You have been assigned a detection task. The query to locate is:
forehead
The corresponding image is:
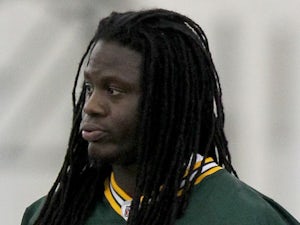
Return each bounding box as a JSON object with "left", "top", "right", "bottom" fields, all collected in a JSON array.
[{"left": 85, "top": 40, "right": 142, "bottom": 76}]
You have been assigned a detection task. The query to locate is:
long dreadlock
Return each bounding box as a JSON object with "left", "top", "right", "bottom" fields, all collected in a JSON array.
[{"left": 33, "top": 8, "right": 237, "bottom": 225}]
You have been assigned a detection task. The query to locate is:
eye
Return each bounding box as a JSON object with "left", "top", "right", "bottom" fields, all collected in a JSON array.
[
  {"left": 106, "top": 86, "right": 123, "bottom": 96},
  {"left": 84, "top": 82, "right": 94, "bottom": 96}
]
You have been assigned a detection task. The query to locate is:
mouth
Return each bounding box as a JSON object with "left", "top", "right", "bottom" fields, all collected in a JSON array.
[{"left": 81, "top": 124, "right": 107, "bottom": 142}]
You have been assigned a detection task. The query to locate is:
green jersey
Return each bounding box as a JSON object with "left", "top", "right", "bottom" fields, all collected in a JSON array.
[{"left": 21, "top": 157, "right": 299, "bottom": 225}]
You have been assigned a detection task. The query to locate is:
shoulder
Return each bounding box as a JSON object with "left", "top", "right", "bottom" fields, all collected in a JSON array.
[
  {"left": 177, "top": 170, "right": 299, "bottom": 225},
  {"left": 21, "top": 197, "right": 46, "bottom": 225}
]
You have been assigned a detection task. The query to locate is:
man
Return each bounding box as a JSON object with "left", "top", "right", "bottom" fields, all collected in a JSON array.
[{"left": 21, "top": 9, "right": 299, "bottom": 225}]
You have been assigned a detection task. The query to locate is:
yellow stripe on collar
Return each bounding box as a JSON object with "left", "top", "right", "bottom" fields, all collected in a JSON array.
[
  {"left": 110, "top": 173, "right": 132, "bottom": 201},
  {"left": 104, "top": 154, "right": 222, "bottom": 221},
  {"left": 194, "top": 165, "right": 222, "bottom": 185},
  {"left": 177, "top": 156, "right": 222, "bottom": 196},
  {"left": 183, "top": 156, "right": 214, "bottom": 177},
  {"left": 104, "top": 178, "right": 123, "bottom": 217},
  {"left": 104, "top": 173, "right": 133, "bottom": 220}
]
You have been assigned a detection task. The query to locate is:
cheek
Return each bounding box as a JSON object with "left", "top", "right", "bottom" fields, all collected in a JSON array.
[
  {"left": 116, "top": 112, "right": 138, "bottom": 135},
  {"left": 112, "top": 107, "right": 139, "bottom": 139}
]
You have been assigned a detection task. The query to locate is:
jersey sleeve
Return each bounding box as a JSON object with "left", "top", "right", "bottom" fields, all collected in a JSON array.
[{"left": 21, "top": 197, "right": 45, "bottom": 225}]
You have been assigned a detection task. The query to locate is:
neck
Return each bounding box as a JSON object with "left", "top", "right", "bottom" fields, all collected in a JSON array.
[{"left": 112, "top": 164, "right": 137, "bottom": 197}]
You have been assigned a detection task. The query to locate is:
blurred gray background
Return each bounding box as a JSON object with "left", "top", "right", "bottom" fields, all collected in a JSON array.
[{"left": 1, "top": 0, "right": 299, "bottom": 224}]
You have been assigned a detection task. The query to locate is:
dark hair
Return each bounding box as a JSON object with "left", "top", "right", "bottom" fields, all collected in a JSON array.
[{"left": 34, "top": 8, "right": 237, "bottom": 225}]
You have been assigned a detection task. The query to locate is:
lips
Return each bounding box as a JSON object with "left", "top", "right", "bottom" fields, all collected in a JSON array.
[{"left": 81, "top": 123, "right": 107, "bottom": 142}]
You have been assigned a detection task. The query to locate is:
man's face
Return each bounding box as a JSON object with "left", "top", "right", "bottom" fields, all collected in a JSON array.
[{"left": 80, "top": 41, "right": 141, "bottom": 166}]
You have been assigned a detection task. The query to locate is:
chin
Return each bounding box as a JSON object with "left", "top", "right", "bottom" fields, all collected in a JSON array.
[
  {"left": 88, "top": 144, "right": 117, "bottom": 164},
  {"left": 87, "top": 142, "right": 137, "bottom": 166}
]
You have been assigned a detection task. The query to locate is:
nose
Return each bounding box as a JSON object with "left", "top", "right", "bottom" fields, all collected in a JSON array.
[{"left": 83, "top": 91, "right": 108, "bottom": 116}]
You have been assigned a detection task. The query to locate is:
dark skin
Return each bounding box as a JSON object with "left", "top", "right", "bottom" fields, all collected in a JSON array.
[{"left": 80, "top": 41, "right": 142, "bottom": 197}]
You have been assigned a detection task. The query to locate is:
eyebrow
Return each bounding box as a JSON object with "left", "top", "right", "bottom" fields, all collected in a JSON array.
[{"left": 83, "top": 70, "right": 139, "bottom": 91}]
